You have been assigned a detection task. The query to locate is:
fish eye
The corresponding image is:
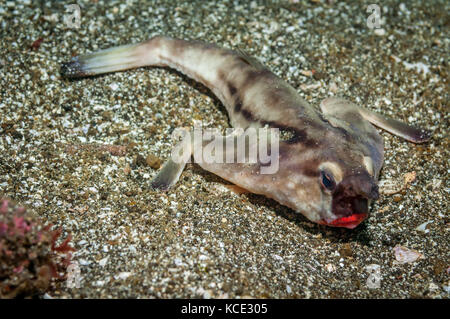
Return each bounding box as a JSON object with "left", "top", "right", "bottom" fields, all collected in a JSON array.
[{"left": 320, "top": 170, "right": 336, "bottom": 191}]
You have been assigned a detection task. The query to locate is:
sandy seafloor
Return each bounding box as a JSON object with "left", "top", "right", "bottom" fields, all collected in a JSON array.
[{"left": 0, "top": 0, "right": 448, "bottom": 298}]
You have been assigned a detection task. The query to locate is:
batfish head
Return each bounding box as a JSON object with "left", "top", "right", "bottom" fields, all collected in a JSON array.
[
  {"left": 317, "top": 163, "right": 379, "bottom": 229},
  {"left": 263, "top": 101, "right": 385, "bottom": 229},
  {"left": 271, "top": 137, "right": 382, "bottom": 229}
]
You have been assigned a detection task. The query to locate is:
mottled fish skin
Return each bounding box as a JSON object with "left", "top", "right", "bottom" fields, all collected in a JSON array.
[{"left": 61, "top": 36, "right": 431, "bottom": 229}]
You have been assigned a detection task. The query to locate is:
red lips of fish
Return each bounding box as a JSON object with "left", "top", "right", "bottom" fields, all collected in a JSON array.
[
  {"left": 319, "top": 213, "right": 368, "bottom": 229},
  {"left": 322, "top": 170, "right": 378, "bottom": 229},
  {"left": 330, "top": 213, "right": 367, "bottom": 229}
]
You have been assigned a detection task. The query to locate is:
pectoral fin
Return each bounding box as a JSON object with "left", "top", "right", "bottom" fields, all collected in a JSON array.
[
  {"left": 320, "top": 97, "right": 431, "bottom": 144},
  {"left": 320, "top": 97, "right": 384, "bottom": 173},
  {"left": 150, "top": 157, "right": 188, "bottom": 191},
  {"left": 358, "top": 107, "right": 431, "bottom": 143},
  {"left": 150, "top": 131, "right": 192, "bottom": 191}
]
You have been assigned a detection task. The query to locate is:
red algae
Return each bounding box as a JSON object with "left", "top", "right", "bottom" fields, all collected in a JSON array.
[{"left": 0, "top": 199, "right": 75, "bottom": 298}]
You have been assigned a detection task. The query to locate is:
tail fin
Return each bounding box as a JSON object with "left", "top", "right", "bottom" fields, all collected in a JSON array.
[{"left": 60, "top": 42, "right": 149, "bottom": 78}]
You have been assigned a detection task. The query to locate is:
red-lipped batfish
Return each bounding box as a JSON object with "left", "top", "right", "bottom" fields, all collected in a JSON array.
[{"left": 61, "top": 36, "right": 430, "bottom": 229}]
